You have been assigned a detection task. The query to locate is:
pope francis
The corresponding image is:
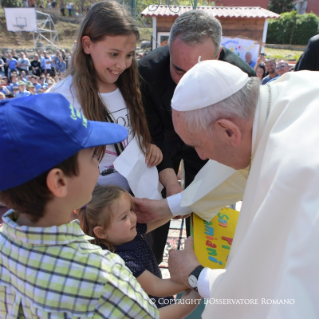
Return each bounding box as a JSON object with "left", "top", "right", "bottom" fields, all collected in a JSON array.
[{"left": 134, "top": 60, "right": 319, "bottom": 318}]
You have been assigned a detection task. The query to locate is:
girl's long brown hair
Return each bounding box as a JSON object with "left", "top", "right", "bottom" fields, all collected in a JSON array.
[{"left": 69, "top": 1, "right": 151, "bottom": 154}]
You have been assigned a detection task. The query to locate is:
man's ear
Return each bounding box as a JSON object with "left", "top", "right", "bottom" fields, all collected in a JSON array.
[
  {"left": 82, "top": 36, "right": 92, "bottom": 55},
  {"left": 215, "top": 47, "right": 223, "bottom": 60},
  {"left": 215, "top": 119, "right": 241, "bottom": 146},
  {"left": 46, "top": 168, "right": 68, "bottom": 198},
  {"left": 94, "top": 226, "right": 107, "bottom": 239}
]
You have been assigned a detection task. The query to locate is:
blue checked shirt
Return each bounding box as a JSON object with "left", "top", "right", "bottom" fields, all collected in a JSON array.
[{"left": 0, "top": 210, "right": 159, "bottom": 319}]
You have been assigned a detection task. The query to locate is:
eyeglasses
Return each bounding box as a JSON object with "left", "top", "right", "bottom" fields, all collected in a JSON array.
[{"left": 276, "top": 64, "right": 287, "bottom": 69}]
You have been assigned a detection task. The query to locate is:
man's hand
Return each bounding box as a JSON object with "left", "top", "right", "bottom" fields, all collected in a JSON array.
[
  {"left": 132, "top": 197, "right": 173, "bottom": 223},
  {"left": 168, "top": 236, "right": 201, "bottom": 288}
]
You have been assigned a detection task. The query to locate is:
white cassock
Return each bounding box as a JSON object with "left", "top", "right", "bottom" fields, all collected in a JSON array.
[{"left": 170, "top": 71, "right": 319, "bottom": 318}]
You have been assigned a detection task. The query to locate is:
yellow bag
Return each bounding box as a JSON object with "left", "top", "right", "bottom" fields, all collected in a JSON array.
[{"left": 191, "top": 208, "right": 239, "bottom": 269}]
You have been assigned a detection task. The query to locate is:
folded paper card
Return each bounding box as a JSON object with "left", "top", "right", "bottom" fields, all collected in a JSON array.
[
  {"left": 113, "top": 136, "right": 163, "bottom": 200},
  {"left": 191, "top": 207, "right": 239, "bottom": 269}
]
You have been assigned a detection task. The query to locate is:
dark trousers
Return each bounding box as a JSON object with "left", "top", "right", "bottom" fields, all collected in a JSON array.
[{"left": 148, "top": 144, "right": 208, "bottom": 264}]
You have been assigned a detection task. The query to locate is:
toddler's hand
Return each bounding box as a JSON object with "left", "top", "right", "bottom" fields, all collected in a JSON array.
[{"left": 146, "top": 144, "right": 163, "bottom": 167}]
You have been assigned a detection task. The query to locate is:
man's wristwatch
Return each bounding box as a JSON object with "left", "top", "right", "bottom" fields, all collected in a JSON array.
[{"left": 188, "top": 265, "right": 204, "bottom": 291}]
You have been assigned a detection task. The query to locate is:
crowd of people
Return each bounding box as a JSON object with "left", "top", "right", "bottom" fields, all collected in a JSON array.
[
  {"left": 0, "top": 48, "right": 69, "bottom": 100},
  {"left": 0, "top": 1, "right": 319, "bottom": 318}
]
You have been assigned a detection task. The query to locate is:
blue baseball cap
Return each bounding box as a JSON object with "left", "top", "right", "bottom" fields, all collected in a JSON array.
[{"left": 0, "top": 93, "right": 128, "bottom": 191}]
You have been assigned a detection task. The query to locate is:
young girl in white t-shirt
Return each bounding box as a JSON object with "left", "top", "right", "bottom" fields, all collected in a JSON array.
[{"left": 51, "top": 1, "right": 162, "bottom": 190}]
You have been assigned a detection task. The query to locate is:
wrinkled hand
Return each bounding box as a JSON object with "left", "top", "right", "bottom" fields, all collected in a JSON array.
[
  {"left": 145, "top": 144, "right": 163, "bottom": 167},
  {"left": 168, "top": 236, "right": 201, "bottom": 288},
  {"left": 132, "top": 197, "right": 172, "bottom": 223}
]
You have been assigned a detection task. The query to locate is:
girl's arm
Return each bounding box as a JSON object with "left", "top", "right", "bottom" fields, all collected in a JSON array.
[
  {"left": 146, "top": 216, "right": 172, "bottom": 233},
  {"left": 145, "top": 143, "right": 163, "bottom": 167},
  {"left": 137, "top": 269, "right": 187, "bottom": 297},
  {"left": 158, "top": 289, "right": 202, "bottom": 319}
]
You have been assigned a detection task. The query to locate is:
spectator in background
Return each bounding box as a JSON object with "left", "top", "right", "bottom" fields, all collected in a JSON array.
[
  {"left": 11, "top": 50, "right": 18, "bottom": 61},
  {"left": 38, "top": 75, "right": 48, "bottom": 90},
  {"left": 27, "top": 82, "right": 37, "bottom": 95},
  {"left": 53, "top": 49, "right": 60, "bottom": 67},
  {"left": 17, "top": 52, "right": 31, "bottom": 74},
  {"left": 261, "top": 58, "right": 279, "bottom": 85},
  {"left": 55, "top": 55, "right": 66, "bottom": 76},
  {"left": 8, "top": 74, "right": 19, "bottom": 92},
  {"left": 245, "top": 52, "right": 256, "bottom": 68},
  {"left": 295, "top": 34, "right": 319, "bottom": 72},
  {"left": 19, "top": 70, "right": 28, "bottom": 82},
  {"left": 16, "top": 81, "right": 30, "bottom": 98},
  {"left": 0, "top": 58, "right": 5, "bottom": 76},
  {"left": 12, "top": 86, "right": 19, "bottom": 97},
  {"left": 43, "top": 51, "right": 52, "bottom": 75},
  {"left": 29, "top": 75, "right": 42, "bottom": 93},
  {"left": 67, "top": 2, "right": 72, "bottom": 16},
  {"left": 6, "top": 53, "right": 18, "bottom": 79},
  {"left": 0, "top": 81, "right": 10, "bottom": 95},
  {"left": 51, "top": 0, "right": 57, "bottom": 8},
  {"left": 276, "top": 60, "right": 290, "bottom": 76},
  {"left": 60, "top": 1, "right": 65, "bottom": 16},
  {"left": 256, "top": 63, "right": 266, "bottom": 82},
  {"left": 31, "top": 54, "right": 41, "bottom": 76},
  {"left": 47, "top": 1, "right": 52, "bottom": 8},
  {"left": 1, "top": 51, "right": 7, "bottom": 77}
]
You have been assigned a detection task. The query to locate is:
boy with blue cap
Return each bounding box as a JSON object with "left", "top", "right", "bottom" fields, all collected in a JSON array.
[{"left": 0, "top": 94, "right": 159, "bottom": 318}]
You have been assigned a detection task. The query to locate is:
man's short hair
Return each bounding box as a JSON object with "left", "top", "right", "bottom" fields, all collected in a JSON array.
[
  {"left": 0, "top": 153, "right": 79, "bottom": 223},
  {"left": 266, "top": 58, "right": 276, "bottom": 64},
  {"left": 169, "top": 10, "right": 222, "bottom": 56}
]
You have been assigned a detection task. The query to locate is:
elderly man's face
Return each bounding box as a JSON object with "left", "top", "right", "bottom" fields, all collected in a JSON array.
[
  {"left": 170, "top": 37, "right": 221, "bottom": 85},
  {"left": 172, "top": 110, "right": 252, "bottom": 170},
  {"left": 276, "top": 61, "right": 289, "bottom": 76},
  {"left": 245, "top": 53, "right": 252, "bottom": 63}
]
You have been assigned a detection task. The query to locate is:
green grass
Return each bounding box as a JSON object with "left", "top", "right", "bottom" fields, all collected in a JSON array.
[{"left": 264, "top": 47, "right": 303, "bottom": 61}]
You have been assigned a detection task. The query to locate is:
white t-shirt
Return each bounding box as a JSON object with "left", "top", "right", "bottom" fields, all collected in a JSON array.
[
  {"left": 44, "top": 57, "right": 51, "bottom": 70},
  {"left": 50, "top": 75, "right": 133, "bottom": 190}
]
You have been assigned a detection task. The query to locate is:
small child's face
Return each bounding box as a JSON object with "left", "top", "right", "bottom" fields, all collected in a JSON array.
[{"left": 105, "top": 194, "right": 137, "bottom": 246}]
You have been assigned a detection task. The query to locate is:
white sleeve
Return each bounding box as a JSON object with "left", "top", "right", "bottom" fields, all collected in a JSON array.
[
  {"left": 166, "top": 193, "right": 192, "bottom": 217},
  {"left": 198, "top": 267, "right": 226, "bottom": 299}
]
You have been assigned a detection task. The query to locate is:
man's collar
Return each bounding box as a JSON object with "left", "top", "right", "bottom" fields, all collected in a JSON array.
[{"left": 1, "top": 210, "right": 94, "bottom": 246}]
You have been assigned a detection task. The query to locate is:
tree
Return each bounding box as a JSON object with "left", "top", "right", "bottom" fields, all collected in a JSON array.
[
  {"left": 268, "top": 0, "right": 296, "bottom": 14},
  {"left": 2, "top": 0, "right": 21, "bottom": 7}
]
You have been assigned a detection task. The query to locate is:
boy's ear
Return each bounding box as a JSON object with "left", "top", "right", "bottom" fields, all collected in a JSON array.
[
  {"left": 82, "top": 36, "right": 92, "bottom": 55},
  {"left": 46, "top": 168, "right": 68, "bottom": 198},
  {"left": 94, "top": 226, "right": 107, "bottom": 239}
]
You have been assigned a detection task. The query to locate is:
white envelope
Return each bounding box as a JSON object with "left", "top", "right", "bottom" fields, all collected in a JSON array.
[{"left": 113, "top": 136, "right": 163, "bottom": 200}]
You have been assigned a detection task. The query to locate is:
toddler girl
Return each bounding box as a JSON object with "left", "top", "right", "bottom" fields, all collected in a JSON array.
[{"left": 78, "top": 185, "right": 193, "bottom": 310}]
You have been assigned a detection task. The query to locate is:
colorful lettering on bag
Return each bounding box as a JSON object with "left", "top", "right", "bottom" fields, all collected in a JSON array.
[
  {"left": 222, "top": 245, "right": 230, "bottom": 250},
  {"left": 209, "top": 256, "right": 223, "bottom": 265},
  {"left": 204, "top": 225, "right": 214, "bottom": 236},
  {"left": 206, "top": 240, "right": 217, "bottom": 249},
  {"left": 221, "top": 236, "right": 233, "bottom": 245},
  {"left": 207, "top": 248, "right": 217, "bottom": 256}
]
